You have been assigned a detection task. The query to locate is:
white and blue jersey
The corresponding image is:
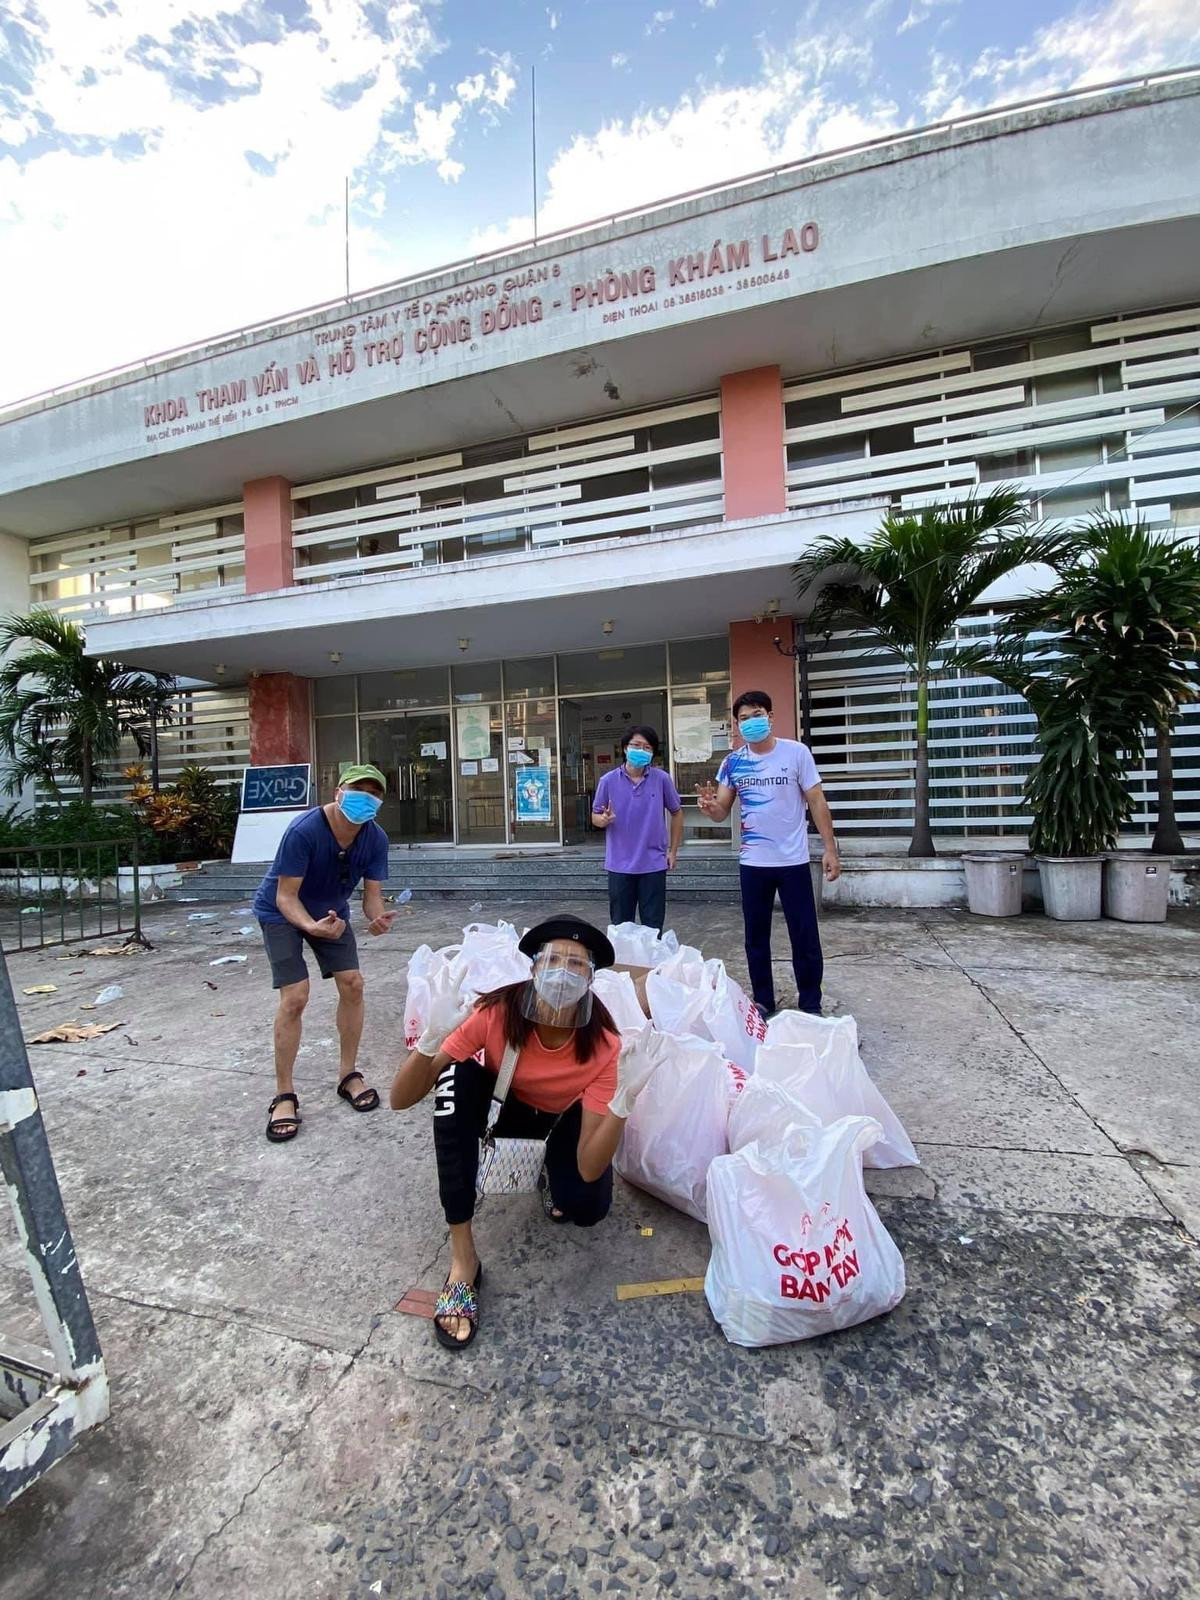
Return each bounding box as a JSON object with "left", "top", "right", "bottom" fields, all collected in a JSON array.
[{"left": 716, "top": 738, "right": 822, "bottom": 867}]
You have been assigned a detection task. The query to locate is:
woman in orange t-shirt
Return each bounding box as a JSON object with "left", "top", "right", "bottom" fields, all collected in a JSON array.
[{"left": 390, "top": 915, "right": 661, "bottom": 1351}]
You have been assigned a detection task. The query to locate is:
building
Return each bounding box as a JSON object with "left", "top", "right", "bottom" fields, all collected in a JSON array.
[{"left": 2, "top": 71, "right": 1199, "bottom": 852}]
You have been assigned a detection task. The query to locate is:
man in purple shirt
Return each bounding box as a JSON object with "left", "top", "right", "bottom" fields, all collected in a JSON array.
[{"left": 591, "top": 725, "right": 684, "bottom": 933}]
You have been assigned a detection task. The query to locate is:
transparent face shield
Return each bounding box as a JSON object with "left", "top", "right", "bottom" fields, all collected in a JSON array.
[{"left": 520, "top": 943, "right": 595, "bottom": 1029}]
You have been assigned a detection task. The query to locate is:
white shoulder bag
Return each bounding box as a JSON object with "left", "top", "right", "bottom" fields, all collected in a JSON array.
[{"left": 476, "top": 1042, "right": 552, "bottom": 1198}]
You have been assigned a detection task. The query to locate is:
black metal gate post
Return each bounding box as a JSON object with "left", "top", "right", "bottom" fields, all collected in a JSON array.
[{"left": 0, "top": 947, "right": 109, "bottom": 1508}]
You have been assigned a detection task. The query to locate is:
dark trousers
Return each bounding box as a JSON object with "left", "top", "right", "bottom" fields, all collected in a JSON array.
[
  {"left": 739, "top": 862, "right": 823, "bottom": 1015},
  {"left": 432, "top": 1058, "right": 613, "bottom": 1227},
  {"left": 608, "top": 869, "right": 667, "bottom": 933}
]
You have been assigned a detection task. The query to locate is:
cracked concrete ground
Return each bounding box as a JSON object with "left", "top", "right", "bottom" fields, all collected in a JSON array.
[{"left": 0, "top": 895, "right": 1197, "bottom": 1599}]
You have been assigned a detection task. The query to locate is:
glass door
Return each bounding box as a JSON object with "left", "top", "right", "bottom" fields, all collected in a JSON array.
[
  {"left": 559, "top": 698, "right": 588, "bottom": 845},
  {"left": 361, "top": 712, "right": 454, "bottom": 844},
  {"left": 455, "top": 702, "right": 506, "bottom": 844}
]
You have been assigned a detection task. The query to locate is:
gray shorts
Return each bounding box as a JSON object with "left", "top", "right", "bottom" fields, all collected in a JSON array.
[{"left": 260, "top": 919, "right": 360, "bottom": 989}]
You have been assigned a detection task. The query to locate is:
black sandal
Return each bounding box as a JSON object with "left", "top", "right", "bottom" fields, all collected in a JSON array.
[
  {"left": 432, "top": 1264, "right": 484, "bottom": 1352},
  {"left": 538, "top": 1166, "right": 569, "bottom": 1224},
  {"left": 266, "top": 1091, "right": 301, "bottom": 1142},
  {"left": 337, "top": 1071, "right": 380, "bottom": 1112}
]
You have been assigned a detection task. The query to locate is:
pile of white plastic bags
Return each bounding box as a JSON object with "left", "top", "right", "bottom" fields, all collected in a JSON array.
[
  {"left": 403, "top": 918, "right": 916, "bottom": 1349},
  {"left": 601, "top": 922, "right": 916, "bottom": 1349}
]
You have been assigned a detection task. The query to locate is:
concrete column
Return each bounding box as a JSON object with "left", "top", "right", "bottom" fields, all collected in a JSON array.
[
  {"left": 0, "top": 530, "right": 35, "bottom": 812},
  {"left": 243, "top": 476, "right": 293, "bottom": 594},
  {"left": 248, "top": 673, "right": 312, "bottom": 766},
  {"left": 719, "top": 366, "right": 786, "bottom": 521},
  {"left": 728, "top": 617, "right": 797, "bottom": 740}
]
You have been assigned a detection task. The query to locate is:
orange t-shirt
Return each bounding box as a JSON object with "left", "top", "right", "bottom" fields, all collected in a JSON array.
[{"left": 441, "top": 1005, "right": 619, "bottom": 1116}]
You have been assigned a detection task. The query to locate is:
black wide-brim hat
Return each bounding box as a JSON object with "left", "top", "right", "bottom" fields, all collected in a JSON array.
[{"left": 519, "top": 916, "right": 615, "bottom": 970}]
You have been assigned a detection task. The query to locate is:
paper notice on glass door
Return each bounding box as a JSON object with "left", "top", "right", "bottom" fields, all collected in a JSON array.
[
  {"left": 673, "top": 704, "right": 713, "bottom": 764},
  {"left": 460, "top": 761, "right": 479, "bottom": 777},
  {"left": 481, "top": 757, "right": 499, "bottom": 774},
  {"left": 421, "top": 741, "right": 447, "bottom": 760}
]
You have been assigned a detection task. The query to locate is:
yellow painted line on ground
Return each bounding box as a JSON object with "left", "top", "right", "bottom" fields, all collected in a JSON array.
[{"left": 616, "top": 1277, "right": 706, "bottom": 1302}]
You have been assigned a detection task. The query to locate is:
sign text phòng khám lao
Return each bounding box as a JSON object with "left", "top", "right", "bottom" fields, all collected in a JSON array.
[{"left": 139, "top": 220, "right": 820, "bottom": 443}]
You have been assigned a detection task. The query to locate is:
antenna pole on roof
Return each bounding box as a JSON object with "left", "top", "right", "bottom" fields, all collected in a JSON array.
[{"left": 531, "top": 64, "right": 539, "bottom": 242}]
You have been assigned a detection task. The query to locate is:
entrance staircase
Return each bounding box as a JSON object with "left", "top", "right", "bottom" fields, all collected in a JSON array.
[{"left": 165, "top": 849, "right": 741, "bottom": 906}]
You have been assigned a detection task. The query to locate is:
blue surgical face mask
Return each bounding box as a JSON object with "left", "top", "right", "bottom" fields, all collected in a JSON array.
[
  {"left": 339, "top": 789, "right": 382, "bottom": 824},
  {"left": 739, "top": 715, "right": 771, "bottom": 743},
  {"left": 626, "top": 747, "right": 653, "bottom": 769}
]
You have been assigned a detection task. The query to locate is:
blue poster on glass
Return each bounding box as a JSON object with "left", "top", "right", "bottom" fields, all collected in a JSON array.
[{"left": 514, "top": 766, "right": 552, "bottom": 824}]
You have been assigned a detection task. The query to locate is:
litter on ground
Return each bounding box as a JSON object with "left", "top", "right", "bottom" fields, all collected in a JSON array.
[{"left": 29, "top": 1020, "right": 125, "bottom": 1044}]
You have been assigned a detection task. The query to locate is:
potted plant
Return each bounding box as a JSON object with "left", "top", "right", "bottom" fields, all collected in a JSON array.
[{"left": 966, "top": 515, "right": 1199, "bottom": 921}]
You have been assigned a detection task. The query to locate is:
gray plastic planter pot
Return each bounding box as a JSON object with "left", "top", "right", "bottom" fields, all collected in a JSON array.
[
  {"left": 1035, "top": 855, "right": 1103, "bottom": 921},
  {"left": 961, "top": 852, "right": 1026, "bottom": 917},
  {"left": 1102, "top": 852, "right": 1172, "bottom": 922}
]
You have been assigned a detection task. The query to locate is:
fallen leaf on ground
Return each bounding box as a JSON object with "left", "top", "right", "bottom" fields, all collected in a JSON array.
[
  {"left": 205, "top": 980, "right": 218, "bottom": 990},
  {"left": 86, "top": 944, "right": 141, "bottom": 957},
  {"left": 22, "top": 985, "right": 58, "bottom": 995},
  {"left": 29, "top": 1020, "right": 125, "bottom": 1044}
]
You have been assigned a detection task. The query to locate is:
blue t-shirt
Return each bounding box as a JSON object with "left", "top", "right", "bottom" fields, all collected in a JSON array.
[
  {"left": 716, "top": 738, "right": 822, "bottom": 867},
  {"left": 253, "top": 807, "right": 389, "bottom": 925}
]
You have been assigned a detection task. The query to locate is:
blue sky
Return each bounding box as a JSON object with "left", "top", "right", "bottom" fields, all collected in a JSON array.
[{"left": 1, "top": 0, "right": 1197, "bottom": 404}]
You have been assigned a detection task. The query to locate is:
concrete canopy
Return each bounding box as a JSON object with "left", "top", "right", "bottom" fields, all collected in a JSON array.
[{"left": 2, "top": 75, "right": 1199, "bottom": 539}]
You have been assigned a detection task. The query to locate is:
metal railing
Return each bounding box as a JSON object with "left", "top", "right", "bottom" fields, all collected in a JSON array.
[
  {"left": 0, "top": 838, "right": 143, "bottom": 953},
  {"left": 0, "top": 945, "right": 110, "bottom": 1505}
]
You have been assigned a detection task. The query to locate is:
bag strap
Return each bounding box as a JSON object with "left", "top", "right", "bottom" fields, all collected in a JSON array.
[
  {"left": 494, "top": 1041, "right": 520, "bottom": 1102},
  {"left": 483, "top": 1042, "right": 520, "bottom": 1141}
]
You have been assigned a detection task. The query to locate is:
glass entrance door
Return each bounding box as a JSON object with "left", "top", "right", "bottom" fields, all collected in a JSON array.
[
  {"left": 361, "top": 712, "right": 453, "bottom": 844},
  {"left": 560, "top": 698, "right": 588, "bottom": 845}
]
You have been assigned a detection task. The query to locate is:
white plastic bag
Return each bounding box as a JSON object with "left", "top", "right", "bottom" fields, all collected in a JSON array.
[
  {"left": 645, "top": 951, "right": 710, "bottom": 1037},
  {"left": 592, "top": 969, "right": 649, "bottom": 1035},
  {"left": 766, "top": 1009, "right": 860, "bottom": 1058},
  {"left": 614, "top": 1033, "right": 735, "bottom": 1221},
  {"left": 704, "top": 1117, "right": 906, "bottom": 1347},
  {"left": 403, "top": 944, "right": 439, "bottom": 1050},
  {"left": 728, "top": 1070, "right": 822, "bottom": 1151},
  {"left": 607, "top": 922, "right": 680, "bottom": 968},
  {"left": 698, "top": 960, "right": 766, "bottom": 1074},
  {"left": 754, "top": 1040, "right": 919, "bottom": 1169}
]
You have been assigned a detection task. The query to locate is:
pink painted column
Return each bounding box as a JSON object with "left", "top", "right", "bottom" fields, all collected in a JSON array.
[
  {"left": 243, "top": 475, "right": 293, "bottom": 593},
  {"left": 719, "top": 366, "right": 786, "bottom": 521},
  {"left": 729, "top": 617, "right": 798, "bottom": 741},
  {"left": 248, "top": 673, "right": 312, "bottom": 766}
]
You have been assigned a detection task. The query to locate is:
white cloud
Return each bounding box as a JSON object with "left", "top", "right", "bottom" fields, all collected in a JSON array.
[
  {"left": 0, "top": 2, "right": 516, "bottom": 404},
  {"left": 547, "top": 8, "right": 559, "bottom": 29},
  {"left": 645, "top": 9, "right": 676, "bottom": 37},
  {"left": 527, "top": 36, "right": 897, "bottom": 234},
  {"left": 897, "top": 0, "right": 958, "bottom": 35},
  {"left": 700, "top": 0, "right": 719, "bottom": 9},
  {"left": 611, "top": 52, "right": 629, "bottom": 69},
  {"left": 922, "top": 0, "right": 1200, "bottom": 117}
]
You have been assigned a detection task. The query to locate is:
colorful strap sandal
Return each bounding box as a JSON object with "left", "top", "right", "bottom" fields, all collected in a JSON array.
[
  {"left": 337, "top": 1071, "right": 380, "bottom": 1111},
  {"left": 537, "top": 1165, "right": 569, "bottom": 1224},
  {"left": 265, "top": 1091, "right": 301, "bottom": 1143},
  {"left": 432, "top": 1264, "right": 484, "bottom": 1351}
]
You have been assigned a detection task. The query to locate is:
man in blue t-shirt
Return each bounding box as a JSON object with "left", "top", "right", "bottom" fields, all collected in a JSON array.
[
  {"left": 697, "top": 690, "right": 841, "bottom": 1016},
  {"left": 253, "top": 763, "right": 394, "bottom": 1142}
]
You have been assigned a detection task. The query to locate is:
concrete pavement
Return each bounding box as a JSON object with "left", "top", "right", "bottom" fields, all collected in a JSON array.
[{"left": 1, "top": 895, "right": 1197, "bottom": 1599}]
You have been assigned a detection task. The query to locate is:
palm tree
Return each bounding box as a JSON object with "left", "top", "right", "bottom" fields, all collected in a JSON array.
[
  {"left": 0, "top": 609, "right": 175, "bottom": 805},
  {"left": 792, "top": 488, "right": 1067, "bottom": 857},
  {"left": 980, "top": 515, "right": 1200, "bottom": 854}
]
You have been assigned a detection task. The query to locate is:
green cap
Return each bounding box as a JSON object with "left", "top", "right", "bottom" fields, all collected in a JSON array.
[{"left": 337, "top": 762, "right": 388, "bottom": 792}]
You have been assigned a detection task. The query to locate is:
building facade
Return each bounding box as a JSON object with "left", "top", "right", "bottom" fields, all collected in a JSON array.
[{"left": 2, "top": 73, "right": 1199, "bottom": 847}]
